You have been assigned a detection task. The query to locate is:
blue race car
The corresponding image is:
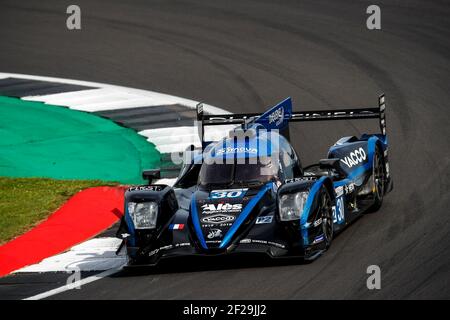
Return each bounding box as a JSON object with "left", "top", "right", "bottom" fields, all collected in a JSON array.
[{"left": 117, "top": 94, "right": 393, "bottom": 264}]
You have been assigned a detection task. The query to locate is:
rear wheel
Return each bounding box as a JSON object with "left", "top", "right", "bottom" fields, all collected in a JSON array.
[{"left": 370, "top": 146, "right": 386, "bottom": 211}]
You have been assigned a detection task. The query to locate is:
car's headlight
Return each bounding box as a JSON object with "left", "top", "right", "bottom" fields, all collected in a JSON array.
[
  {"left": 279, "top": 191, "right": 309, "bottom": 221},
  {"left": 127, "top": 201, "right": 158, "bottom": 229}
]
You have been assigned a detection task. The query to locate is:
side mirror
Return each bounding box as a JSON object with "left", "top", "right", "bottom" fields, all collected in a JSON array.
[
  {"left": 142, "top": 169, "right": 161, "bottom": 184},
  {"left": 319, "top": 158, "right": 346, "bottom": 177}
]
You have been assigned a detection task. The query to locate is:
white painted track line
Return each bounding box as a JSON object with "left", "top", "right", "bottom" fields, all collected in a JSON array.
[
  {"left": 23, "top": 267, "right": 123, "bottom": 300},
  {"left": 19, "top": 238, "right": 128, "bottom": 300}
]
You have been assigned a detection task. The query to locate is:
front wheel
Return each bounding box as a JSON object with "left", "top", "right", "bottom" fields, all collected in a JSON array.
[{"left": 319, "top": 187, "right": 334, "bottom": 249}]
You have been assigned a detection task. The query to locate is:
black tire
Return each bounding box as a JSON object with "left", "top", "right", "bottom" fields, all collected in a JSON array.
[
  {"left": 370, "top": 145, "right": 386, "bottom": 211},
  {"left": 318, "top": 187, "right": 334, "bottom": 249}
]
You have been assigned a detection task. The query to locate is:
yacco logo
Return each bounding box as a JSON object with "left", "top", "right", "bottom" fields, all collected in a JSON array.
[
  {"left": 340, "top": 147, "right": 367, "bottom": 168},
  {"left": 202, "top": 203, "right": 242, "bottom": 213},
  {"left": 268, "top": 107, "right": 284, "bottom": 126},
  {"left": 201, "top": 214, "right": 235, "bottom": 224},
  {"left": 216, "top": 147, "right": 257, "bottom": 155}
]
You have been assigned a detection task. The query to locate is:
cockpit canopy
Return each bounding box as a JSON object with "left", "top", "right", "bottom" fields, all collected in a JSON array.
[
  {"left": 198, "top": 156, "right": 279, "bottom": 188},
  {"left": 175, "top": 127, "right": 303, "bottom": 189},
  {"left": 197, "top": 128, "right": 302, "bottom": 188}
]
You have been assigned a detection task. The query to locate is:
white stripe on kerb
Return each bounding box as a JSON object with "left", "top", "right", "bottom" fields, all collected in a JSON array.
[
  {"left": 138, "top": 126, "right": 200, "bottom": 153},
  {"left": 0, "top": 72, "right": 229, "bottom": 115},
  {"left": 15, "top": 238, "right": 127, "bottom": 273},
  {"left": 23, "top": 88, "right": 120, "bottom": 105},
  {"left": 0, "top": 72, "right": 232, "bottom": 154},
  {"left": 22, "top": 88, "right": 206, "bottom": 112},
  {"left": 138, "top": 125, "right": 237, "bottom": 153}
]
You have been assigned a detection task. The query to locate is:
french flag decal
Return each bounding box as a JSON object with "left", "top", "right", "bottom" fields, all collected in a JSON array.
[{"left": 170, "top": 223, "right": 185, "bottom": 230}]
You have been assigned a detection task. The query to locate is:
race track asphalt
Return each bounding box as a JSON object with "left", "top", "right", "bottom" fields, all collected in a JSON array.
[{"left": 0, "top": 0, "right": 449, "bottom": 299}]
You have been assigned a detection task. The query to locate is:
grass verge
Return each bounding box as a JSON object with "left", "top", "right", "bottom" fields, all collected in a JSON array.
[{"left": 0, "top": 177, "right": 117, "bottom": 245}]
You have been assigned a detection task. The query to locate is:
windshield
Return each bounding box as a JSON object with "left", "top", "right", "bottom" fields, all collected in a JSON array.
[{"left": 198, "top": 157, "right": 279, "bottom": 187}]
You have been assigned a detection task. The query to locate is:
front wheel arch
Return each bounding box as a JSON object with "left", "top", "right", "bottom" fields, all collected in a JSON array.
[{"left": 305, "top": 177, "right": 335, "bottom": 225}]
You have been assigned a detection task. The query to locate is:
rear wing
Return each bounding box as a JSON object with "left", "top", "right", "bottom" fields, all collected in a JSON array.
[{"left": 196, "top": 94, "right": 386, "bottom": 146}]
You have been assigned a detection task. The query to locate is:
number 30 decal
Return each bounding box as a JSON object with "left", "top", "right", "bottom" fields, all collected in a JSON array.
[
  {"left": 332, "top": 196, "right": 345, "bottom": 224},
  {"left": 210, "top": 189, "right": 248, "bottom": 199}
]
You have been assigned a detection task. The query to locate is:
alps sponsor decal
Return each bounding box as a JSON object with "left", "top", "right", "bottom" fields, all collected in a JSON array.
[
  {"left": 210, "top": 189, "right": 248, "bottom": 199},
  {"left": 340, "top": 147, "right": 367, "bottom": 168},
  {"left": 201, "top": 203, "right": 242, "bottom": 214},
  {"left": 201, "top": 214, "right": 235, "bottom": 224},
  {"left": 207, "top": 228, "right": 223, "bottom": 239},
  {"left": 255, "top": 215, "right": 273, "bottom": 224}
]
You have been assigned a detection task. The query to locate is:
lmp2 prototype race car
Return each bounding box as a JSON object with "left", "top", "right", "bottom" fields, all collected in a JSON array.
[{"left": 117, "top": 94, "right": 393, "bottom": 265}]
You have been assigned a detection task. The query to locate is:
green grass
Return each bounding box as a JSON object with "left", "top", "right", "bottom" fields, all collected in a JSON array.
[
  {"left": 0, "top": 177, "right": 117, "bottom": 245},
  {"left": 0, "top": 96, "right": 161, "bottom": 184}
]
